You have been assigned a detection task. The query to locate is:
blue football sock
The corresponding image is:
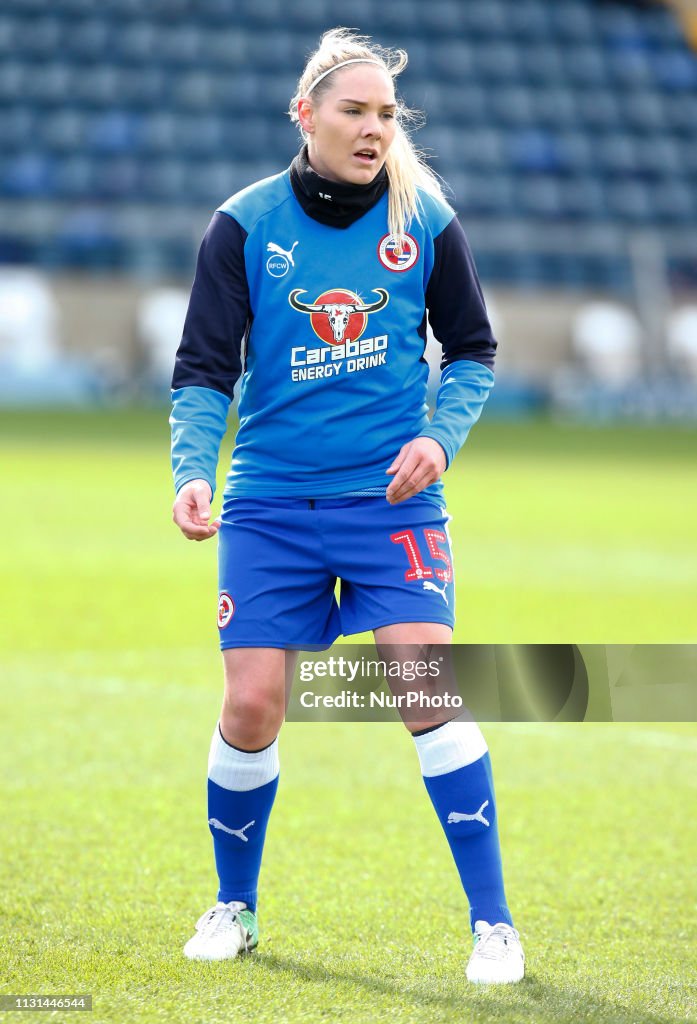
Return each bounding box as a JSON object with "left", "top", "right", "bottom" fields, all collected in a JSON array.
[
  {"left": 413, "top": 720, "right": 513, "bottom": 930},
  {"left": 206, "top": 724, "right": 279, "bottom": 912}
]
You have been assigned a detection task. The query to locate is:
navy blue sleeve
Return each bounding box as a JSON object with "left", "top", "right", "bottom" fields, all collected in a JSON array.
[
  {"left": 426, "top": 216, "right": 497, "bottom": 371},
  {"left": 171, "top": 211, "right": 250, "bottom": 398}
]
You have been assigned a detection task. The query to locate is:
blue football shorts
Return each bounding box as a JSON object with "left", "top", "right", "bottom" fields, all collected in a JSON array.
[{"left": 216, "top": 494, "right": 456, "bottom": 649}]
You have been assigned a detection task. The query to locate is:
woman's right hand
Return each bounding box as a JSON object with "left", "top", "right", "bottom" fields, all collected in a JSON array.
[{"left": 172, "top": 479, "right": 220, "bottom": 541}]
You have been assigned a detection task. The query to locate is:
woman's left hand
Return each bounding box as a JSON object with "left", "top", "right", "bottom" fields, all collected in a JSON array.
[{"left": 385, "top": 437, "right": 447, "bottom": 505}]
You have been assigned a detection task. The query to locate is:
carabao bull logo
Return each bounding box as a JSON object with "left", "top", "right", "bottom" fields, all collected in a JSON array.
[{"left": 289, "top": 287, "right": 389, "bottom": 345}]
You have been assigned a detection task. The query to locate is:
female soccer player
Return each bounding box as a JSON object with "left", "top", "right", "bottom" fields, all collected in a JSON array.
[{"left": 170, "top": 28, "right": 524, "bottom": 984}]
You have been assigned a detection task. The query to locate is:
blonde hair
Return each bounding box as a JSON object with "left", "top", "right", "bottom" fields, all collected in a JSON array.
[{"left": 289, "top": 27, "right": 449, "bottom": 244}]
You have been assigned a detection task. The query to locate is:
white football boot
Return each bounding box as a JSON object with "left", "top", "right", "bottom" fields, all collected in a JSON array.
[
  {"left": 466, "top": 920, "right": 525, "bottom": 984},
  {"left": 183, "top": 900, "right": 258, "bottom": 961}
]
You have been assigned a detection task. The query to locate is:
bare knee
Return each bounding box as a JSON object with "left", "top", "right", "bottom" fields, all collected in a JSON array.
[
  {"left": 220, "top": 648, "right": 293, "bottom": 750},
  {"left": 373, "top": 623, "right": 454, "bottom": 735}
]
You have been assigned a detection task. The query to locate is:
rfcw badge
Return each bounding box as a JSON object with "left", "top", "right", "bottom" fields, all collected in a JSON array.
[{"left": 377, "top": 233, "right": 419, "bottom": 272}]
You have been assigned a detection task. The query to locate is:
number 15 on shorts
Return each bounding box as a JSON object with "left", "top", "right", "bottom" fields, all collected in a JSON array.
[{"left": 391, "top": 528, "right": 452, "bottom": 583}]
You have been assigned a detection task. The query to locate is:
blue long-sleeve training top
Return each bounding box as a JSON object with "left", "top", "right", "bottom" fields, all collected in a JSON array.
[{"left": 171, "top": 169, "right": 496, "bottom": 499}]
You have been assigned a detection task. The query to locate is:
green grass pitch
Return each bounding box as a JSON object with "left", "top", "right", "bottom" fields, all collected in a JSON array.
[{"left": 0, "top": 409, "right": 695, "bottom": 1023}]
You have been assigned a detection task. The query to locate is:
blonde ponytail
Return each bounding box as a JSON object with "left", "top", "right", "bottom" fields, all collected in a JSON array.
[{"left": 289, "top": 27, "right": 450, "bottom": 244}]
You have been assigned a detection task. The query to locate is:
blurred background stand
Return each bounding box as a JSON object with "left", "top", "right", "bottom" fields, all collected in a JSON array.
[
  {"left": 0, "top": 0, "right": 696, "bottom": 419},
  {"left": 136, "top": 286, "right": 189, "bottom": 400},
  {"left": 0, "top": 266, "right": 105, "bottom": 405},
  {"left": 666, "top": 304, "right": 697, "bottom": 378}
]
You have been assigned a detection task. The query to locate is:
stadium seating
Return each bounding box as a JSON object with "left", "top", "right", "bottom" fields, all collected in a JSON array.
[{"left": 0, "top": 0, "right": 695, "bottom": 289}]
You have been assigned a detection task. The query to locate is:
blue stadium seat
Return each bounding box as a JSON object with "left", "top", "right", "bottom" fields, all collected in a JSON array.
[
  {"left": 547, "top": 2, "right": 595, "bottom": 43},
  {"left": 531, "top": 87, "right": 577, "bottom": 127},
  {"left": 262, "top": 74, "right": 301, "bottom": 118},
  {"left": 7, "top": 0, "right": 97, "bottom": 11},
  {"left": 202, "top": 27, "right": 250, "bottom": 69},
  {"left": 198, "top": 0, "right": 275, "bottom": 19},
  {"left": 505, "top": 1, "right": 551, "bottom": 41},
  {"left": 679, "top": 140, "right": 697, "bottom": 178},
  {"left": 395, "top": 39, "right": 430, "bottom": 79},
  {"left": 622, "top": 90, "right": 666, "bottom": 133},
  {"left": 0, "top": 107, "right": 35, "bottom": 152},
  {"left": 597, "top": 3, "right": 648, "bottom": 43},
  {"left": 370, "top": 4, "right": 422, "bottom": 33},
  {"left": 92, "top": 157, "right": 140, "bottom": 200},
  {"left": 487, "top": 86, "right": 536, "bottom": 126},
  {"left": 40, "top": 110, "right": 86, "bottom": 154},
  {"left": 63, "top": 17, "right": 111, "bottom": 61},
  {"left": 182, "top": 160, "right": 268, "bottom": 204},
  {"left": 137, "top": 112, "right": 178, "bottom": 156},
  {"left": 633, "top": 134, "right": 684, "bottom": 180},
  {"left": 452, "top": 128, "right": 504, "bottom": 169},
  {"left": 419, "top": 1, "right": 465, "bottom": 34},
  {"left": 0, "top": 60, "right": 25, "bottom": 103},
  {"left": 186, "top": 161, "right": 251, "bottom": 205},
  {"left": 507, "top": 129, "right": 562, "bottom": 174},
  {"left": 70, "top": 65, "right": 123, "bottom": 108},
  {"left": 564, "top": 46, "right": 608, "bottom": 87},
  {"left": 117, "top": 68, "right": 168, "bottom": 109},
  {"left": 606, "top": 48, "right": 654, "bottom": 89},
  {"left": 140, "top": 159, "right": 189, "bottom": 202},
  {"left": 279, "top": 0, "right": 332, "bottom": 28},
  {"left": 244, "top": 31, "right": 299, "bottom": 71},
  {"left": 653, "top": 49, "right": 697, "bottom": 91},
  {"left": 556, "top": 132, "right": 594, "bottom": 174},
  {"left": 605, "top": 181, "right": 654, "bottom": 224},
  {"left": 85, "top": 110, "right": 141, "bottom": 155},
  {"left": 156, "top": 25, "right": 205, "bottom": 67},
  {"left": 575, "top": 89, "right": 622, "bottom": 129},
  {"left": 430, "top": 42, "right": 476, "bottom": 82},
  {"left": 456, "top": 173, "right": 516, "bottom": 217},
  {"left": 517, "top": 176, "right": 564, "bottom": 219},
  {"left": 1, "top": 152, "right": 55, "bottom": 197},
  {"left": 0, "top": 15, "right": 13, "bottom": 52},
  {"left": 558, "top": 178, "right": 607, "bottom": 221},
  {"left": 461, "top": 0, "right": 510, "bottom": 38},
  {"left": 223, "top": 118, "right": 275, "bottom": 154},
  {"left": 422, "top": 126, "right": 458, "bottom": 165},
  {"left": 172, "top": 115, "right": 225, "bottom": 158},
  {"left": 590, "top": 255, "right": 632, "bottom": 293},
  {"left": 212, "top": 72, "right": 262, "bottom": 113},
  {"left": 660, "top": 94, "right": 697, "bottom": 136},
  {"left": 111, "top": 20, "right": 158, "bottom": 64},
  {"left": 427, "top": 82, "right": 490, "bottom": 125},
  {"left": 518, "top": 44, "right": 565, "bottom": 85},
  {"left": 640, "top": 7, "right": 685, "bottom": 46},
  {"left": 45, "top": 208, "right": 127, "bottom": 271},
  {"left": 652, "top": 180, "right": 695, "bottom": 223},
  {"left": 595, "top": 134, "right": 639, "bottom": 177},
  {"left": 169, "top": 71, "right": 218, "bottom": 112},
  {"left": 22, "top": 62, "right": 73, "bottom": 106},
  {"left": 53, "top": 155, "right": 95, "bottom": 199},
  {"left": 11, "top": 15, "right": 62, "bottom": 59},
  {"left": 473, "top": 42, "right": 522, "bottom": 84}
]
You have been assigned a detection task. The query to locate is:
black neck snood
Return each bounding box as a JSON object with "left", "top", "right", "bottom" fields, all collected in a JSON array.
[{"left": 289, "top": 145, "right": 388, "bottom": 229}]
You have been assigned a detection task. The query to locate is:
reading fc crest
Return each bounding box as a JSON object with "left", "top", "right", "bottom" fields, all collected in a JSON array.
[
  {"left": 377, "top": 233, "right": 419, "bottom": 272},
  {"left": 217, "top": 592, "right": 235, "bottom": 629}
]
